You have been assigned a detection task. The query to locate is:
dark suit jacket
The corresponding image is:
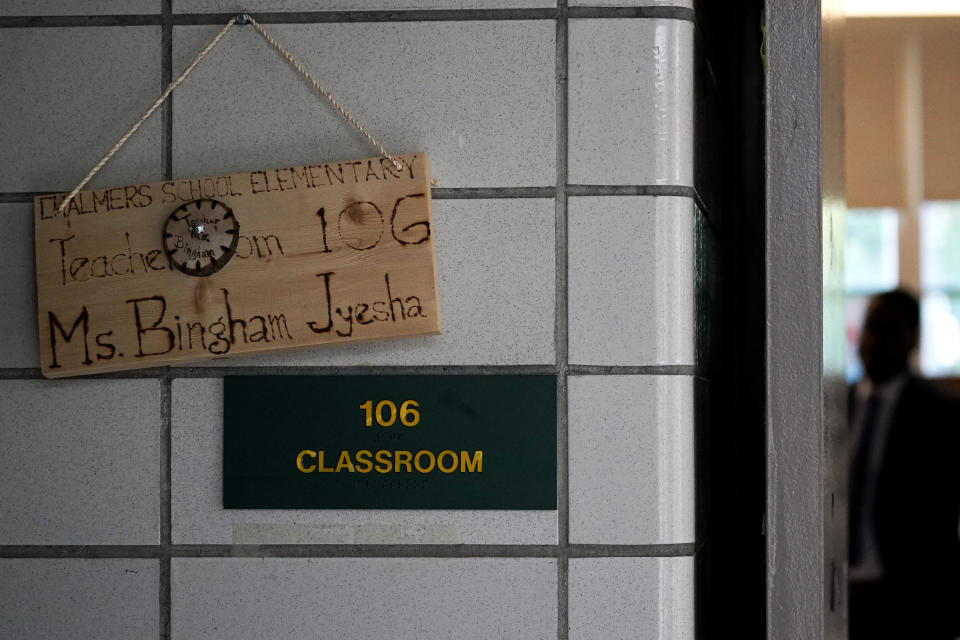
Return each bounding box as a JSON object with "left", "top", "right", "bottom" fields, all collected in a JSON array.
[{"left": 849, "top": 377, "right": 960, "bottom": 637}]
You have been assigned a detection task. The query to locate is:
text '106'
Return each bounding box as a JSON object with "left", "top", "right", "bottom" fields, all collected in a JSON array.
[{"left": 359, "top": 400, "right": 420, "bottom": 427}]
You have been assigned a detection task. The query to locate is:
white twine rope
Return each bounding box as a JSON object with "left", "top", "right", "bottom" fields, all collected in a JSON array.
[{"left": 58, "top": 13, "right": 404, "bottom": 216}]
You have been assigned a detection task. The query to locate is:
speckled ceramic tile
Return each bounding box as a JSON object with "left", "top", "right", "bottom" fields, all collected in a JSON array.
[
  {"left": 173, "top": 557, "right": 557, "bottom": 639},
  {"left": 0, "top": 380, "right": 162, "bottom": 544},
  {"left": 0, "top": 205, "right": 38, "bottom": 368},
  {"left": 568, "top": 196, "right": 695, "bottom": 366},
  {"left": 0, "top": 1, "right": 158, "bottom": 14},
  {"left": 171, "top": 378, "right": 558, "bottom": 544},
  {"left": 568, "top": 375, "right": 694, "bottom": 544},
  {"left": 174, "top": 0, "right": 554, "bottom": 9},
  {"left": 568, "top": 19, "right": 693, "bottom": 186},
  {"left": 569, "top": 557, "right": 694, "bottom": 640},
  {"left": 172, "top": 23, "right": 555, "bottom": 188},
  {"left": 0, "top": 559, "right": 159, "bottom": 639},
  {"left": 0, "top": 27, "right": 162, "bottom": 192},
  {"left": 189, "top": 198, "right": 555, "bottom": 367}
]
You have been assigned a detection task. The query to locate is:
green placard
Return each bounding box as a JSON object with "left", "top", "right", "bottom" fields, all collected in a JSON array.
[{"left": 223, "top": 375, "right": 557, "bottom": 509}]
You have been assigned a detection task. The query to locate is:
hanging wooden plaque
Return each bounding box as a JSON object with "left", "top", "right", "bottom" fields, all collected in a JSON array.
[{"left": 34, "top": 153, "right": 440, "bottom": 378}]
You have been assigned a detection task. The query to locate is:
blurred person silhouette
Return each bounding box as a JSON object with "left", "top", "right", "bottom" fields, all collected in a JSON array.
[{"left": 848, "top": 289, "right": 960, "bottom": 639}]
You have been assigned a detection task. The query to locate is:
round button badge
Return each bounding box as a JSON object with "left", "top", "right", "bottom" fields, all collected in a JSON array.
[{"left": 162, "top": 199, "right": 239, "bottom": 277}]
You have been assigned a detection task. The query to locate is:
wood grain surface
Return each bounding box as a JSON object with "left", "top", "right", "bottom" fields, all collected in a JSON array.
[{"left": 34, "top": 153, "right": 440, "bottom": 377}]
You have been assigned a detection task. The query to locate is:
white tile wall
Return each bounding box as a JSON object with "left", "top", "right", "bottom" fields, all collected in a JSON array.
[
  {"left": 175, "top": 0, "right": 555, "bottom": 9},
  {"left": 0, "top": 204, "right": 38, "bottom": 368},
  {"left": 568, "top": 375, "right": 694, "bottom": 544},
  {"left": 0, "top": 1, "right": 158, "bottom": 15},
  {"left": 569, "top": 557, "right": 694, "bottom": 640},
  {"left": 568, "top": 196, "right": 695, "bottom": 366},
  {"left": 0, "top": 4, "right": 702, "bottom": 638},
  {"left": 190, "top": 198, "right": 555, "bottom": 367},
  {"left": 0, "top": 559, "right": 160, "bottom": 639},
  {"left": 172, "top": 378, "right": 558, "bottom": 543},
  {"left": 0, "top": 380, "right": 162, "bottom": 544},
  {"left": 568, "top": 19, "right": 694, "bottom": 186},
  {"left": 172, "top": 22, "right": 555, "bottom": 188},
  {"left": 0, "top": 27, "right": 162, "bottom": 192},
  {"left": 173, "top": 557, "right": 558, "bottom": 639}
]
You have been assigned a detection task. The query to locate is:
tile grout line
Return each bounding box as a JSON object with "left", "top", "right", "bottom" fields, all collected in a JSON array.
[
  {"left": 159, "top": 376, "right": 172, "bottom": 640},
  {"left": 433, "top": 187, "right": 554, "bottom": 198},
  {"left": 555, "top": 1, "right": 570, "bottom": 639},
  {"left": 0, "top": 7, "right": 695, "bottom": 28},
  {"left": 161, "top": 0, "right": 173, "bottom": 185},
  {"left": 569, "top": 364, "right": 699, "bottom": 375},
  {"left": 566, "top": 184, "right": 700, "bottom": 199},
  {"left": 160, "top": 3, "right": 173, "bottom": 637},
  {"left": 0, "top": 185, "right": 704, "bottom": 203},
  {"left": 0, "top": 364, "right": 700, "bottom": 379},
  {"left": 0, "top": 543, "right": 697, "bottom": 559}
]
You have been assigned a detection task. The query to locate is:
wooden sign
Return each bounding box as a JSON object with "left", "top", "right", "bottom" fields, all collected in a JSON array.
[{"left": 34, "top": 153, "right": 440, "bottom": 378}]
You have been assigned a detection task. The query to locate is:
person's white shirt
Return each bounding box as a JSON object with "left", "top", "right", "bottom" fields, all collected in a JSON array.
[{"left": 849, "top": 373, "right": 908, "bottom": 583}]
